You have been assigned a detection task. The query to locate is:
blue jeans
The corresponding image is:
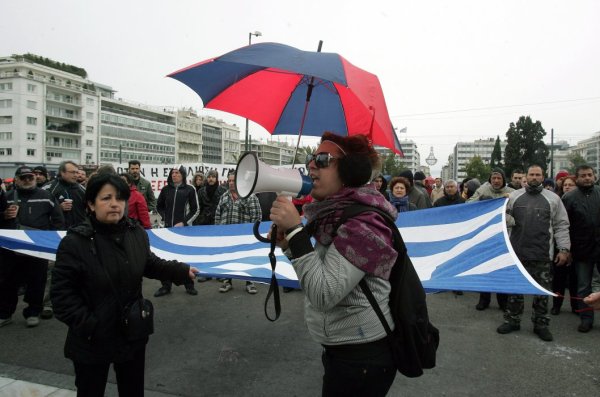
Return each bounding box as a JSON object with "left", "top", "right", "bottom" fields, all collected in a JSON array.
[{"left": 574, "top": 260, "right": 600, "bottom": 323}]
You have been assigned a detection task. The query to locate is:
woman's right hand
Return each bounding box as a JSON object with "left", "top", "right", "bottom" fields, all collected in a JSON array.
[{"left": 270, "top": 196, "right": 301, "bottom": 231}]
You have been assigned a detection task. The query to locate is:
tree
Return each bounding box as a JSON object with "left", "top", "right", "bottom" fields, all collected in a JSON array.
[
  {"left": 503, "top": 115, "right": 549, "bottom": 177},
  {"left": 381, "top": 152, "right": 405, "bottom": 176},
  {"left": 567, "top": 153, "right": 588, "bottom": 174},
  {"left": 490, "top": 135, "right": 503, "bottom": 169},
  {"left": 462, "top": 155, "right": 491, "bottom": 182}
]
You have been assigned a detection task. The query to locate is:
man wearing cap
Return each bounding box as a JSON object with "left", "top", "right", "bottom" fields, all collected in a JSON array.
[
  {"left": 398, "top": 170, "right": 429, "bottom": 209},
  {"left": 42, "top": 160, "right": 86, "bottom": 229},
  {"left": 413, "top": 171, "right": 433, "bottom": 208},
  {"left": 0, "top": 166, "right": 64, "bottom": 328},
  {"left": 468, "top": 167, "right": 514, "bottom": 311},
  {"left": 128, "top": 160, "right": 156, "bottom": 212},
  {"left": 33, "top": 166, "right": 49, "bottom": 188}
]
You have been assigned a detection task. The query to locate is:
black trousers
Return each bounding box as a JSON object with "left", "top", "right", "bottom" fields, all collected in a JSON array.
[
  {"left": 551, "top": 262, "right": 578, "bottom": 311},
  {"left": 321, "top": 337, "right": 396, "bottom": 397},
  {"left": 478, "top": 292, "right": 508, "bottom": 308},
  {"left": 0, "top": 248, "right": 48, "bottom": 318},
  {"left": 161, "top": 279, "right": 194, "bottom": 290},
  {"left": 73, "top": 348, "right": 146, "bottom": 397}
]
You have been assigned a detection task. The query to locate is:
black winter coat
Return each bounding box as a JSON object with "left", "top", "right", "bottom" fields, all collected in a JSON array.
[
  {"left": 562, "top": 185, "right": 600, "bottom": 261},
  {"left": 195, "top": 185, "right": 226, "bottom": 225},
  {"left": 51, "top": 217, "right": 191, "bottom": 364},
  {"left": 433, "top": 192, "right": 465, "bottom": 207},
  {"left": 1, "top": 187, "right": 64, "bottom": 230},
  {"left": 42, "top": 178, "right": 86, "bottom": 228}
]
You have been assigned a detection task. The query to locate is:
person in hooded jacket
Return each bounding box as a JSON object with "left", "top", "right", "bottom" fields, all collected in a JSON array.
[
  {"left": 154, "top": 166, "right": 200, "bottom": 297},
  {"left": 195, "top": 169, "right": 226, "bottom": 226},
  {"left": 468, "top": 168, "right": 514, "bottom": 311},
  {"left": 51, "top": 173, "right": 197, "bottom": 396},
  {"left": 373, "top": 173, "right": 388, "bottom": 198}
]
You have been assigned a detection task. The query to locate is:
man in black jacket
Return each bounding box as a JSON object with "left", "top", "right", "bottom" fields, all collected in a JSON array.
[
  {"left": 562, "top": 164, "right": 600, "bottom": 333},
  {"left": 433, "top": 179, "right": 465, "bottom": 207},
  {"left": 154, "top": 165, "right": 200, "bottom": 297},
  {"left": 0, "top": 166, "right": 64, "bottom": 328},
  {"left": 42, "top": 160, "right": 86, "bottom": 229}
]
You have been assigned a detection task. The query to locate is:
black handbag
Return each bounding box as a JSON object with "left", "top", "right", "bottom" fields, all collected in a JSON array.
[{"left": 121, "top": 295, "right": 154, "bottom": 341}]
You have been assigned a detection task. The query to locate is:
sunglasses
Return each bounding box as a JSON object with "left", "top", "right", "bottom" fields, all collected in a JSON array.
[
  {"left": 305, "top": 152, "right": 340, "bottom": 169},
  {"left": 18, "top": 174, "right": 35, "bottom": 181}
]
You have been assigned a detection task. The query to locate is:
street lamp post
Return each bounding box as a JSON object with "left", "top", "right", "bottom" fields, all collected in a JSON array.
[{"left": 244, "top": 31, "right": 262, "bottom": 152}]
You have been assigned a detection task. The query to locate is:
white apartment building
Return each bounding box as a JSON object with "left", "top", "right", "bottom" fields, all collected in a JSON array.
[
  {"left": 452, "top": 138, "right": 507, "bottom": 181},
  {"left": 0, "top": 55, "right": 103, "bottom": 177},
  {"left": 248, "top": 139, "right": 295, "bottom": 166},
  {"left": 398, "top": 139, "right": 421, "bottom": 173},
  {"left": 177, "top": 109, "right": 203, "bottom": 163},
  {"left": 571, "top": 131, "right": 600, "bottom": 173},
  {"left": 100, "top": 98, "right": 176, "bottom": 164},
  {"left": 197, "top": 115, "right": 241, "bottom": 165}
]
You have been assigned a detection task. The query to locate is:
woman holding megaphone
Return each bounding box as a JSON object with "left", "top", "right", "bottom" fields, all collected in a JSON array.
[{"left": 269, "top": 132, "right": 399, "bottom": 397}]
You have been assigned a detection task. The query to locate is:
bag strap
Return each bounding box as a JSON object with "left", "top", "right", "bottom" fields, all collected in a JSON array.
[{"left": 359, "top": 279, "right": 393, "bottom": 336}]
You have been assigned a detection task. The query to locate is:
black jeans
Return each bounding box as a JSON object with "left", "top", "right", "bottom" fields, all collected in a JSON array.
[
  {"left": 0, "top": 249, "right": 48, "bottom": 318},
  {"left": 161, "top": 279, "right": 195, "bottom": 290},
  {"left": 73, "top": 347, "right": 146, "bottom": 397},
  {"left": 321, "top": 337, "right": 396, "bottom": 397}
]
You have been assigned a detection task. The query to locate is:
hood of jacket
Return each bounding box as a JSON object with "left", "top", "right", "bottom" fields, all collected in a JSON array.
[{"left": 167, "top": 165, "right": 188, "bottom": 188}]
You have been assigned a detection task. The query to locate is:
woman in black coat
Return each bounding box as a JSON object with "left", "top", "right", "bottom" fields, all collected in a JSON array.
[{"left": 51, "top": 173, "right": 198, "bottom": 397}]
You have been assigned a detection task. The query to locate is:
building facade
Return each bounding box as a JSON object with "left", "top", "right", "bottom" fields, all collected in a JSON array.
[
  {"left": 0, "top": 55, "right": 104, "bottom": 176},
  {"left": 452, "top": 138, "right": 508, "bottom": 181}
]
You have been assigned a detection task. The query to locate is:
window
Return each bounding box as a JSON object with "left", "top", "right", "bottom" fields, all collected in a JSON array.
[
  {"left": 0, "top": 99, "right": 12, "bottom": 108},
  {"left": 0, "top": 132, "right": 12, "bottom": 140},
  {"left": 0, "top": 116, "right": 12, "bottom": 124},
  {"left": 0, "top": 148, "right": 13, "bottom": 155},
  {"left": 27, "top": 84, "right": 36, "bottom": 92},
  {"left": 86, "top": 112, "right": 94, "bottom": 120},
  {"left": 27, "top": 117, "right": 37, "bottom": 126},
  {"left": 86, "top": 153, "right": 93, "bottom": 161},
  {"left": 86, "top": 98, "right": 94, "bottom": 106},
  {"left": 86, "top": 140, "right": 93, "bottom": 147},
  {"left": 27, "top": 149, "right": 35, "bottom": 156},
  {"left": 0, "top": 82, "right": 13, "bottom": 90},
  {"left": 27, "top": 100, "right": 37, "bottom": 109},
  {"left": 27, "top": 133, "right": 36, "bottom": 141},
  {"left": 86, "top": 126, "right": 94, "bottom": 133}
]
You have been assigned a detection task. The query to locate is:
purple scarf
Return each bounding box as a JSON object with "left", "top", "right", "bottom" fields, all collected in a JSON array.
[{"left": 303, "top": 186, "right": 399, "bottom": 280}]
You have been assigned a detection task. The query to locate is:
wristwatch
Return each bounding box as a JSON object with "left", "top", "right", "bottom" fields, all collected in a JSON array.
[{"left": 558, "top": 248, "right": 570, "bottom": 253}]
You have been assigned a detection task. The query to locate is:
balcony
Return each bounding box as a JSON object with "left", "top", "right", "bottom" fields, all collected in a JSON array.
[
  {"left": 46, "top": 94, "right": 81, "bottom": 106},
  {"left": 46, "top": 108, "right": 81, "bottom": 121},
  {"left": 46, "top": 140, "right": 81, "bottom": 150}
]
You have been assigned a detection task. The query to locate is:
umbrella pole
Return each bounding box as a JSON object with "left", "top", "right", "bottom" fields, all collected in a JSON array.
[{"left": 291, "top": 40, "right": 323, "bottom": 169}]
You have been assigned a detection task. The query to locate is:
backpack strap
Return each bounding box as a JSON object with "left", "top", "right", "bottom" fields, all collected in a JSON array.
[{"left": 334, "top": 204, "right": 406, "bottom": 337}]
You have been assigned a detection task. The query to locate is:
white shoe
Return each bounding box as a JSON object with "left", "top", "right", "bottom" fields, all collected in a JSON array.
[
  {"left": 219, "top": 282, "right": 232, "bottom": 293},
  {"left": 26, "top": 317, "right": 40, "bottom": 328},
  {"left": 0, "top": 317, "right": 12, "bottom": 328}
]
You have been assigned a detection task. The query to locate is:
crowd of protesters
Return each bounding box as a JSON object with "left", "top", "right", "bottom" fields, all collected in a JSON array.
[{"left": 1, "top": 153, "right": 600, "bottom": 395}]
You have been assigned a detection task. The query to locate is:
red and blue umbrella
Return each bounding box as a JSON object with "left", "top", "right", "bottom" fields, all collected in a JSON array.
[{"left": 168, "top": 42, "right": 402, "bottom": 154}]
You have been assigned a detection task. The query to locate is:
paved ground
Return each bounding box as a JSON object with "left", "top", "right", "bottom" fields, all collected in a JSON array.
[{"left": 1, "top": 280, "right": 599, "bottom": 396}]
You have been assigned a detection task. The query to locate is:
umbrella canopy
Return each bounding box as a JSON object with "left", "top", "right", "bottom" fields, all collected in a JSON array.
[{"left": 168, "top": 42, "right": 402, "bottom": 154}]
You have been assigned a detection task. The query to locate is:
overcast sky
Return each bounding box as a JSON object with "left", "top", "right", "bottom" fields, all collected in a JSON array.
[{"left": 3, "top": 0, "right": 599, "bottom": 174}]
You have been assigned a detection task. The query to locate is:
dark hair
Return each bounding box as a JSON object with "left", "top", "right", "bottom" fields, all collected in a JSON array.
[
  {"left": 59, "top": 160, "right": 78, "bottom": 173},
  {"left": 526, "top": 164, "right": 545, "bottom": 175},
  {"left": 511, "top": 169, "right": 524, "bottom": 177},
  {"left": 128, "top": 160, "right": 141, "bottom": 167},
  {"left": 119, "top": 172, "right": 133, "bottom": 185},
  {"left": 96, "top": 164, "right": 117, "bottom": 175},
  {"left": 320, "top": 131, "right": 380, "bottom": 187},
  {"left": 575, "top": 164, "right": 594, "bottom": 177},
  {"left": 85, "top": 173, "right": 130, "bottom": 206},
  {"left": 389, "top": 176, "right": 410, "bottom": 193}
]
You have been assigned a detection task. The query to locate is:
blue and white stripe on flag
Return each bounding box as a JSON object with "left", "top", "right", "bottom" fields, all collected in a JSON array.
[{"left": 0, "top": 198, "right": 552, "bottom": 295}]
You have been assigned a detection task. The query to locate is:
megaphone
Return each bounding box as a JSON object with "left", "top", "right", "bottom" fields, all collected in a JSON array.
[{"left": 235, "top": 152, "right": 313, "bottom": 198}]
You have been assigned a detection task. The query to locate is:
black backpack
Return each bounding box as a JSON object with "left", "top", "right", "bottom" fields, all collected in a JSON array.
[{"left": 334, "top": 204, "right": 440, "bottom": 378}]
